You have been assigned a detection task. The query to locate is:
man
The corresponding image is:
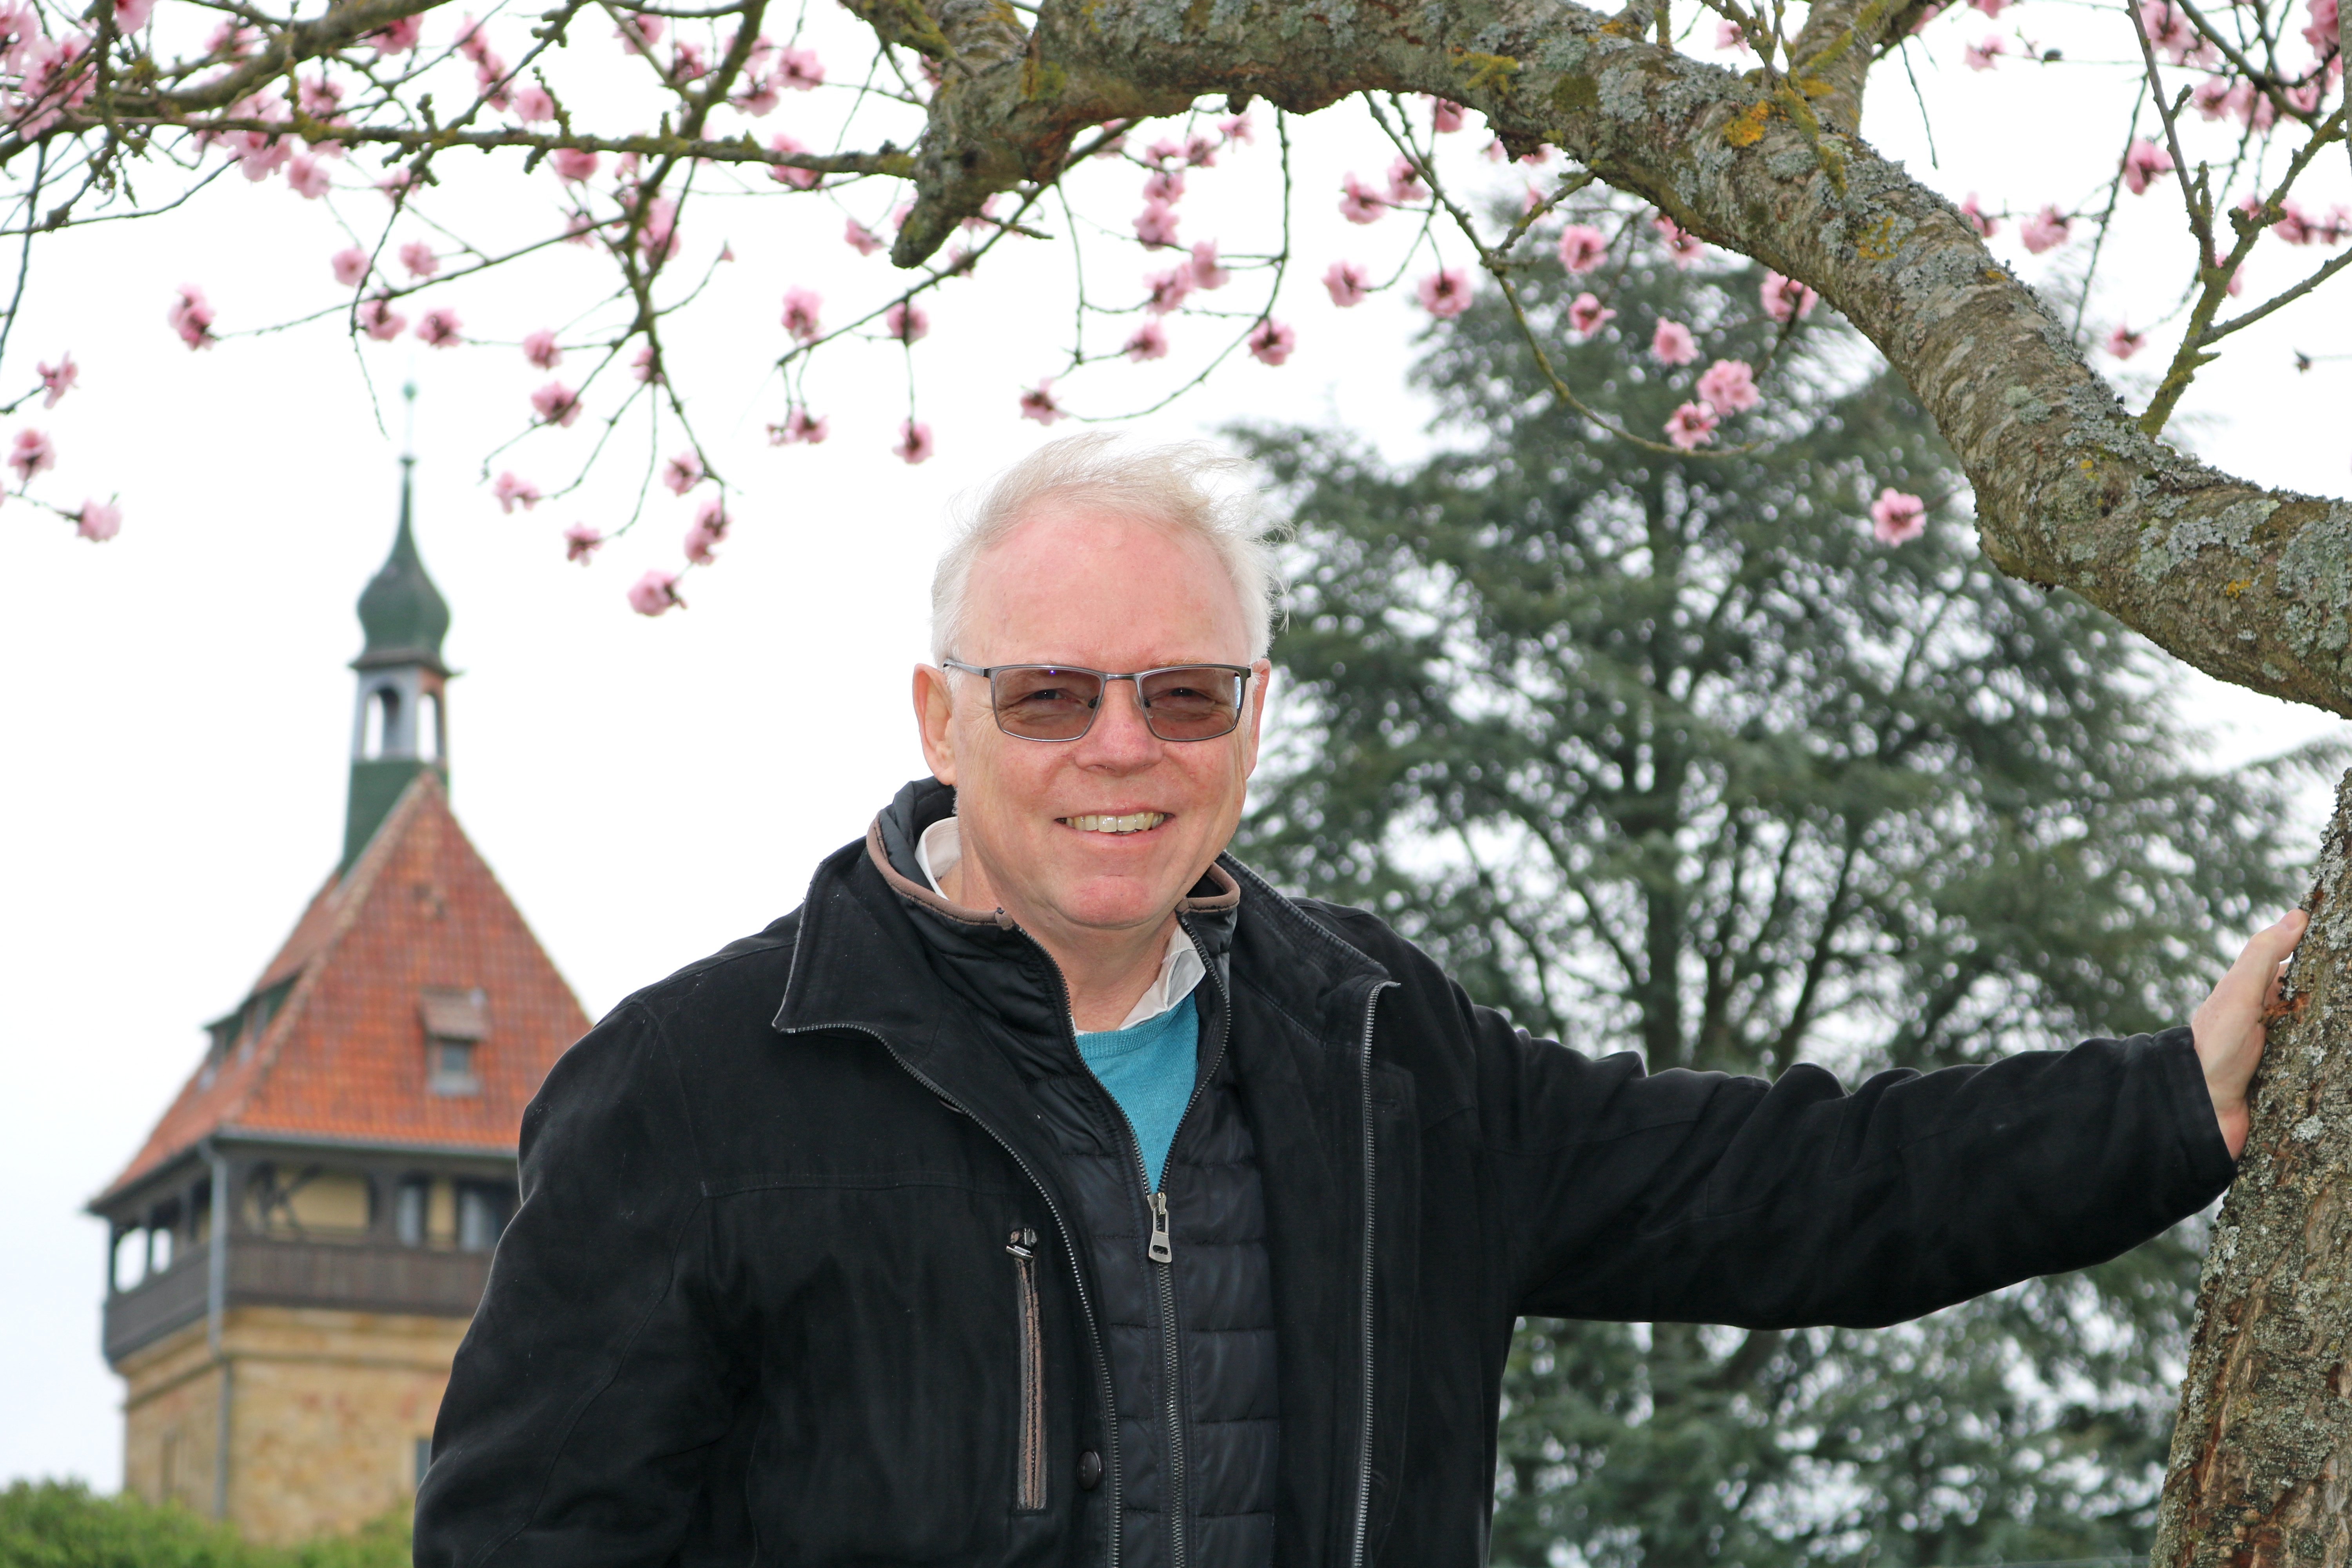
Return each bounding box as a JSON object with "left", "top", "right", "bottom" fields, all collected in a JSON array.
[{"left": 417, "top": 434, "right": 2304, "bottom": 1568}]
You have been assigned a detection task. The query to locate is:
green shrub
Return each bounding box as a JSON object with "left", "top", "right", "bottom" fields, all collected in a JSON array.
[{"left": 0, "top": 1482, "right": 408, "bottom": 1568}]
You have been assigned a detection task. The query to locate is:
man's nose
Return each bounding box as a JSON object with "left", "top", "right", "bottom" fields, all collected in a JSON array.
[{"left": 1078, "top": 677, "right": 1160, "bottom": 762}]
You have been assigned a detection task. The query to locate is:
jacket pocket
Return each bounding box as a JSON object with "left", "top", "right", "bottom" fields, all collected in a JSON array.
[{"left": 1007, "top": 1227, "right": 1046, "bottom": 1512}]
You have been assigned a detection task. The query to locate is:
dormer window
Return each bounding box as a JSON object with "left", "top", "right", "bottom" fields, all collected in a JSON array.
[{"left": 419, "top": 987, "right": 487, "bottom": 1096}]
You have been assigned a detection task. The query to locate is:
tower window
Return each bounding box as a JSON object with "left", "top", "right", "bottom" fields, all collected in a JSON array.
[
  {"left": 428, "top": 1038, "right": 479, "bottom": 1096},
  {"left": 363, "top": 686, "right": 400, "bottom": 759}
]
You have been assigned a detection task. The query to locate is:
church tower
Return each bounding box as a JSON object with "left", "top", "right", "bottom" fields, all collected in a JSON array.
[{"left": 89, "top": 443, "right": 590, "bottom": 1544}]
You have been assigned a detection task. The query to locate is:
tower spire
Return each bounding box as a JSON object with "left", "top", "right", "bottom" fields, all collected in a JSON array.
[{"left": 344, "top": 397, "right": 454, "bottom": 873}]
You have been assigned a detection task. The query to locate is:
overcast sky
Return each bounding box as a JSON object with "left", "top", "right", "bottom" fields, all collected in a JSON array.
[{"left": 3, "top": 0, "right": 2347, "bottom": 1493}]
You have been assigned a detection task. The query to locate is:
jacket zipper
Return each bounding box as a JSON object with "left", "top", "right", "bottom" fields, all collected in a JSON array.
[
  {"left": 778, "top": 1021, "right": 1122, "bottom": 1568},
  {"left": 1007, "top": 1227, "right": 1047, "bottom": 1512},
  {"left": 1348, "top": 980, "right": 1394, "bottom": 1568}
]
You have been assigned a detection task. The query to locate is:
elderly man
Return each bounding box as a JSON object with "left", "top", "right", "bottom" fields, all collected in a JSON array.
[{"left": 417, "top": 435, "right": 2302, "bottom": 1568}]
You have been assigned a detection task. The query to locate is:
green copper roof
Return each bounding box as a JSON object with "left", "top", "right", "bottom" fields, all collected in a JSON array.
[{"left": 355, "top": 459, "right": 451, "bottom": 673}]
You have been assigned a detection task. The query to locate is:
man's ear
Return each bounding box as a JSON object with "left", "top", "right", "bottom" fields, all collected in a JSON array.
[
  {"left": 913, "top": 663, "right": 958, "bottom": 785},
  {"left": 1238, "top": 659, "right": 1273, "bottom": 780}
]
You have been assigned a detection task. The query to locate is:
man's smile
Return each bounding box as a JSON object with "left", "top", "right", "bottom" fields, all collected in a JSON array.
[{"left": 1059, "top": 811, "right": 1172, "bottom": 834}]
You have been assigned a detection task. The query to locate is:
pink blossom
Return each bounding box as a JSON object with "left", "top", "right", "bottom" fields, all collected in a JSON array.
[
  {"left": 895, "top": 419, "right": 935, "bottom": 465},
  {"left": 2122, "top": 138, "right": 2173, "bottom": 195},
  {"left": 1019, "top": 381, "right": 1065, "bottom": 425},
  {"left": 883, "top": 301, "right": 929, "bottom": 345},
  {"left": 1339, "top": 175, "right": 1386, "bottom": 225},
  {"left": 1959, "top": 193, "right": 1998, "bottom": 238},
  {"left": 1189, "top": 241, "right": 1230, "bottom": 290},
  {"left": 2225, "top": 79, "right": 2275, "bottom": 129},
  {"left": 1697, "top": 358, "right": 1760, "bottom": 413},
  {"left": 1220, "top": 113, "right": 1256, "bottom": 144},
  {"left": 1124, "top": 322, "right": 1170, "bottom": 361},
  {"left": 455, "top": 14, "right": 493, "bottom": 64},
  {"left": 512, "top": 83, "right": 555, "bottom": 123},
  {"left": 735, "top": 75, "right": 780, "bottom": 116},
  {"left": 684, "top": 498, "right": 729, "bottom": 564},
  {"left": 2137, "top": 0, "right": 2196, "bottom": 58},
  {"left": 358, "top": 298, "right": 405, "bottom": 341},
  {"left": 167, "top": 285, "right": 216, "bottom": 350},
  {"left": 1517, "top": 145, "right": 1553, "bottom": 167},
  {"left": 9, "top": 426, "right": 54, "bottom": 481},
  {"left": 399, "top": 240, "right": 439, "bottom": 278},
  {"left": 370, "top": 14, "right": 421, "bottom": 51},
  {"left": 1135, "top": 200, "right": 1181, "bottom": 248},
  {"left": 1762, "top": 274, "right": 1819, "bottom": 324},
  {"left": 1323, "top": 260, "right": 1369, "bottom": 307},
  {"left": 638, "top": 196, "right": 680, "bottom": 262},
  {"left": 297, "top": 74, "right": 343, "bottom": 118},
  {"left": 1650, "top": 318, "right": 1699, "bottom": 366},
  {"left": 2020, "top": 204, "right": 2071, "bottom": 254},
  {"left": 37, "top": 354, "right": 76, "bottom": 408},
  {"left": 1417, "top": 268, "right": 1474, "bottom": 318},
  {"left": 113, "top": 0, "right": 154, "bottom": 30},
  {"left": 522, "top": 329, "right": 561, "bottom": 369},
  {"left": 553, "top": 147, "right": 600, "bottom": 181},
  {"left": 1145, "top": 138, "right": 1186, "bottom": 165},
  {"left": 1144, "top": 168, "right": 1186, "bottom": 205},
  {"left": 616, "top": 11, "right": 662, "bottom": 53},
  {"left": 76, "top": 499, "right": 120, "bottom": 542},
  {"left": 2105, "top": 321, "right": 2147, "bottom": 359},
  {"left": 1970, "top": 0, "right": 2008, "bottom": 15},
  {"left": 845, "top": 218, "right": 885, "bottom": 256},
  {"left": 531, "top": 381, "right": 583, "bottom": 427},
  {"left": 1247, "top": 318, "right": 1296, "bottom": 366},
  {"left": 768, "top": 407, "right": 829, "bottom": 445},
  {"left": 492, "top": 472, "right": 542, "bottom": 513},
  {"left": 563, "top": 523, "right": 603, "bottom": 563},
  {"left": 1652, "top": 214, "right": 1704, "bottom": 266},
  {"left": 1963, "top": 35, "right": 2005, "bottom": 69},
  {"left": 1568, "top": 292, "right": 1616, "bottom": 335},
  {"left": 777, "top": 45, "right": 823, "bottom": 89},
  {"left": 2302, "top": 0, "right": 2338, "bottom": 52},
  {"left": 1910, "top": 3, "right": 1942, "bottom": 29},
  {"left": 780, "top": 287, "right": 822, "bottom": 343},
  {"left": 2285, "top": 77, "right": 2323, "bottom": 113},
  {"left": 1559, "top": 224, "right": 1609, "bottom": 273},
  {"left": 1870, "top": 488, "right": 1927, "bottom": 544},
  {"left": 2191, "top": 76, "right": 2235, "bottom": 118},
  {"left": 285, "top": 155, "right": 330, "bottom": 199},
  {"left": 1429, "top": 97, "right": 1465, "bottom": 132},
  {"left": 767, "top": 132, "right": 820, "bottom": 189},
  {"left": 1144, "top": 268, "right": 1194, "bottom": 315},
  {"left": 1184, "top": 134, "right": 1218, "bottom": 167},
  {"left": 1387, "top": 156, "right": 1429, "bottom": 205},
  {"left": 1664, "top": 402, "right": 1719, "bottom": 451},
  {"left": 628, "top": 569, "right": 681, "bottom": 615},
  {"left": 633, "top": 343, "right": 661, "bottom": 383},
  {"left": 417, "top": 308, "right": 463, "bottom": 348},
  {"left": 1715, "top": 18, "right": 1749, "bottom": 50},
  {"left": 669, "top": 42, "right": 708, "bottom": 82},
  {"left": 239, "top": 138, "right": 291, "bottom": 181},
  {"left": 327, "top": 248, "right": 368, "bottom": 289}
]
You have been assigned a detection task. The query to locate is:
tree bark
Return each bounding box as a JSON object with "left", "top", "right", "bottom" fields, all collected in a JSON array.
[
  {"left": 2153, "top": 769, "right": 2352, "bottom": 1568},
  {"left": 887, "top": 0, "right": 2352, "bottom": 719}
]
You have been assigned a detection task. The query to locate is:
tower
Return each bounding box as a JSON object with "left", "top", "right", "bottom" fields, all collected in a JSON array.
[{"left": 89, "top": 444, "right": 590, "bottom": 1544}]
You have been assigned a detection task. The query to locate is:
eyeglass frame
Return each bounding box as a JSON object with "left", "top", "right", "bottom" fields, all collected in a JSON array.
[{"left": 938, "top": 659, "right": 1259, "bottom": 743}]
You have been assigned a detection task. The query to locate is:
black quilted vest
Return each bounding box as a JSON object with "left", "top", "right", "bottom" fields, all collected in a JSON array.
[{"left": 877, "top": 781, "right": 1278, "bottom": 1568}]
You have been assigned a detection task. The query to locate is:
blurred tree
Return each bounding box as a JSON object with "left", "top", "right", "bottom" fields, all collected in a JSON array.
[
  {"left": 0, "top": 1479, "right": 410, "bottom": 1567},
  {"left": 1234, "top": 242, "right": 2336, "bottom": 1568}
]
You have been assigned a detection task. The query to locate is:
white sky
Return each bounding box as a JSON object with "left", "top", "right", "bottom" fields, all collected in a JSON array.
[{"left": 2, "top": 0, "right": 2346, "bottom": 1494}]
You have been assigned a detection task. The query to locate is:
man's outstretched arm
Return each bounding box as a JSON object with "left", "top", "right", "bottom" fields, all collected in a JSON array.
[{"left": 1464, "top": 913, "right": 2304, "bottom": 1331}]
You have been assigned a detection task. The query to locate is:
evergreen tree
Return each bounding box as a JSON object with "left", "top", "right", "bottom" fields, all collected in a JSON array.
[{"left": 1233, "top": 243, "right": 2333, "bottom": 1568}]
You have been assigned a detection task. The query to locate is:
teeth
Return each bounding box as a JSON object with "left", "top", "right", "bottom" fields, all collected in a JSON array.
[{"left": 1066, "top": 812, "right": 1168, "bottom": 834}]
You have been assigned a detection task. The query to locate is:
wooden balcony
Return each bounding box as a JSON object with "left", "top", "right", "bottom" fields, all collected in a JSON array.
[{"left": 103, "top": 1236, "right": 492, "bottom": 1361}]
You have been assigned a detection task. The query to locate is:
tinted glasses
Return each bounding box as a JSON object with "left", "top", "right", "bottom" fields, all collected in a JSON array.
[{"left": 942, "top": 661, "right": 1253, "bottom": 742}]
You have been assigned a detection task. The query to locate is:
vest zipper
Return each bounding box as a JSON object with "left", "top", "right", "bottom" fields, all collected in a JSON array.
[
  {"left": 1007, "top": 1228, "right": 1047, "bottom": 1512},
  {"left": 1347, "top": 980, "right": 1394, "bottom": 1568},
  {"left": 778, "top": 1021, "right": 1122, "bottom": 1568}
]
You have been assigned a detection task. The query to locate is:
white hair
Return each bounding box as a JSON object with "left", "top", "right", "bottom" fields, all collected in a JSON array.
[{"left": 930, "top": 433, "right": 1284, "bottom": 664}]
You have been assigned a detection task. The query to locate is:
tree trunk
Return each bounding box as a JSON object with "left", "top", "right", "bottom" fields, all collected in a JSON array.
[{"left": 2152, "top": 768, "right": 2352, "bottom": 1568}]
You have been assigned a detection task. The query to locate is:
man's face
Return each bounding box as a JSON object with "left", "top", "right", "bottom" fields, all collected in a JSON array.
[{"left": 914, "top": 504, "right": 1269, "bottom": 942}]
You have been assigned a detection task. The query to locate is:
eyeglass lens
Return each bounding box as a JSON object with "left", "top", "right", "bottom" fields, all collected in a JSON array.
[{"left": 990, "top": 666, "right": 1244, "bottom": 741}]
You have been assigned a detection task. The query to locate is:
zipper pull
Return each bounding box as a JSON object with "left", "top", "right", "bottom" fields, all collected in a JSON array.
[
  {"left": 1147, "top": 1192, "right": 1173, "bottom": 1264},
  {"left": 1006, "top": 1227, "right": 1036, "bottom": 1259}
]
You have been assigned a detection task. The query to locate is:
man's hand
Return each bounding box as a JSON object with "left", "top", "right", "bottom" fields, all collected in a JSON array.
[{"left": 2192, "top": 908, "right": 2310, "bottom": 1158}]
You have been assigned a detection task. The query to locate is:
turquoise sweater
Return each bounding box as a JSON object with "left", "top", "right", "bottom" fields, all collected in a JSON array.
[{"left": 1073, "top": 993, "right": 1200, "bottom": 1192}]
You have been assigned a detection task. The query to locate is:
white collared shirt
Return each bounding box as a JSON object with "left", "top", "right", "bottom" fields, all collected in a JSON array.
[{"left": 916, "top": 817, "right": 1205, "bottom": 1031}]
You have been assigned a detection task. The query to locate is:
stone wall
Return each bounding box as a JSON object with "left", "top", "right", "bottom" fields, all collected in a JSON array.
[{"left": 118, "top": 1304, "right": 468, "bottom": 1544}]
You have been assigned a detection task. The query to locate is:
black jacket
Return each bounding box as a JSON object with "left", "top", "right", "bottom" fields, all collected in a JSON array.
[{"left": 415, "top": 780, "right": 2237, "bottom": 1568}]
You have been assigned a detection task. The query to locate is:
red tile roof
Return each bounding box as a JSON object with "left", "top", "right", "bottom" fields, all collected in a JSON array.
[{"left": 99, "top": 773, "right": 591, "bottom": 1201}]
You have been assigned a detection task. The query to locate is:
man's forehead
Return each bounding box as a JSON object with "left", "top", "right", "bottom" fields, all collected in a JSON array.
[{"left": 960, "top": 505, "right": 1248, "bottom": 659}]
